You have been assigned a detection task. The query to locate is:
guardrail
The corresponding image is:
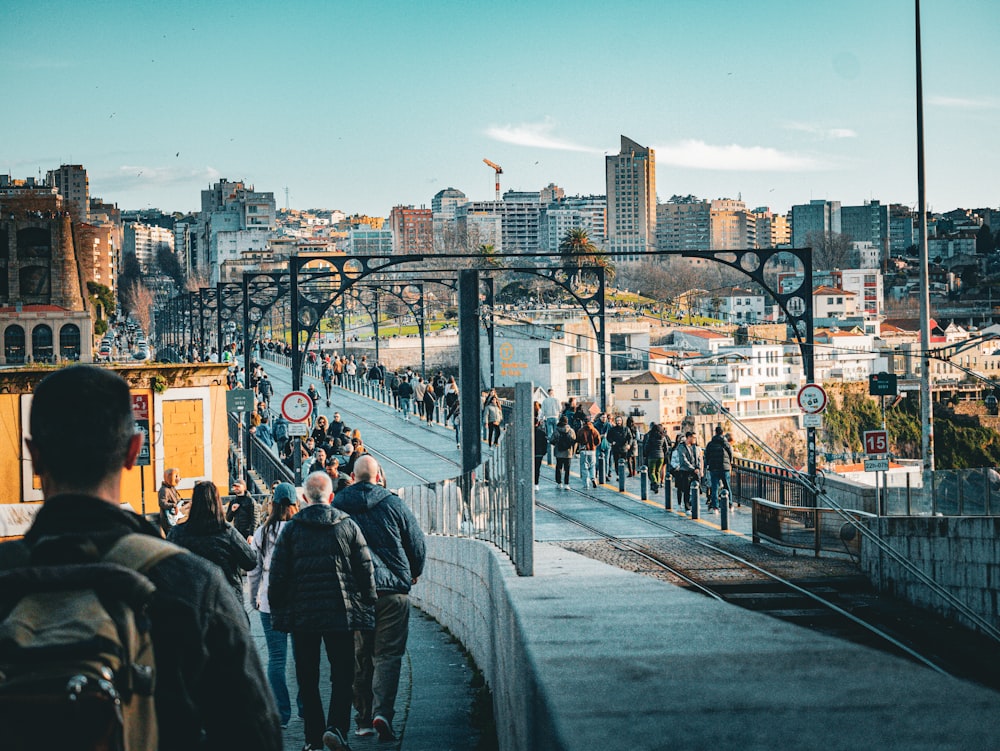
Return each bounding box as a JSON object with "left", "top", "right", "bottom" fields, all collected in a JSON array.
[
  {"left": 732, "top": 458, "right": 816, "bottom": 509},
  {"left": 752, "top": 497, "right": 875, "bottom": 558}
]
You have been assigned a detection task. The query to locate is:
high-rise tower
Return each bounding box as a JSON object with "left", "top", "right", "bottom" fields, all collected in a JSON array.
[{"left": 605, "top": 136, "right": 656, "bottom": 260}]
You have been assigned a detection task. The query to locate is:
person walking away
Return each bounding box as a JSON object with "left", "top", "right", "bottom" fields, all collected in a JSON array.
[
  {"left": 269, "top": 471, "right": 377, "bottom": 751},
  {"left": 157, "top": 467, "right": 185, "bottom": 536},
  {"left": 704, "top": 426, "right": 734, "bottom": 512},
  {"left": 606, "top": 416, "right": 632, "bottom": 482},
  {"left": 0, "top": 365, "right": 281, "bottom": 750},
  {"left": 540, "top": 388, "right": 561, "bottom": 440},
  {"left": 226, "top": 477, "right": 258, "bottom": 540},
  {"left": 549, "top": 416, "right": 576, "bottom": 490},
  {"left": 397, "top": 376, "right": 414, "bottom": 420},
  {"left": 422, "top": 383, "right": 436, "bottom": 423},
  {"left": 258, "top": 372, "right": 275, "bottom": 410},
  {"left": 322, "top": 363, "right": 334, "bottom": 406},
  {"left": 444, "top": 379, "right": 460, "bottom": 427},
  {"left": 576, "top": 415, "right": 600, "bottom": 488},
  {"left": 533, "top": 419, "right": 548, "bottom": 490},
  {"left": 333, "top": 456, "right": 426, "bottom": 743},
  {"left": 643, "top": 423, "right": 669, "bottom": 493},
  {"left": 483, "top": 395, "right": 503, "bottom": 447},
  {"left": 674, "top": 432, "right": 703, "bottom": 512},
  {"left": 625, "top": 416, "right": 640, "bottom": 477},
  {"left": 168, "top": 481, "right": 257, "bottom": 606},
  {"left": 248, "top": 482, "right": 300, "bottom": 728},
  {"left": 413, "top": 377, "right": 427, "bottom": 419}
]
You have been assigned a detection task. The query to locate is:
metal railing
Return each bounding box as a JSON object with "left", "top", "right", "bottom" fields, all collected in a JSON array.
[
  {"left": 732, "top": 458, "right": 816, "bottom": 509},
  {"left": 883, "top": 467, "right": 999, "bottom": 516},
  {"left": 751, "top": 497, "right": 875, "bottom": 559},
  {"left": 227, "top": 411, "right": 293, "bottom": 491},
  {"left": 397, "top": 425, "right": 516, "bottom": 562}
]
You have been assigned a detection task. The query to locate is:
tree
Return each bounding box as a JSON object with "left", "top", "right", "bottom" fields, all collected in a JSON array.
[
  {"left": 123, "top": 280, "right": 154, "bottom": 335},
  {"left": 117, "top": 253, "right": 144, "bottom": 313},
  {"left": 558, "top": 228, "right": 614, "bottom": 284},
  {"left": 976, "top": 224, "right": 995, "bottom": 256},
  {"left": 477, "top": 243, "right": 500, "bottom": 267},
  {"left": 805, "top": 231, "right": 854, "bottom": 271},
  {"left": 156, "top": 243, "right": 186, "bottom": 289}
]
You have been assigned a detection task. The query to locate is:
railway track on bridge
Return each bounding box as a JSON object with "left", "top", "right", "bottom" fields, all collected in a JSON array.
[{"left": 538, "top": 490, "right": 1000, "bottom": 693}]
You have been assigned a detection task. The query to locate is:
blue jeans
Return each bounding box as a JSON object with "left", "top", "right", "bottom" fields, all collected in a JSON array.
[
  {"left": 399, "top": 396, "right": 411, "bottom": 416},
  {"left": 578, "top": 450, "right": 595, "bottom": 486},
  {"left": 710, "top": 470, "right": 732, "bottom": 509},
  {"left": 544, "top": 417, "right": 558, "bottom": 439},
  {"left": 259, "top": 611, "right": 292, "bottom": 725}
]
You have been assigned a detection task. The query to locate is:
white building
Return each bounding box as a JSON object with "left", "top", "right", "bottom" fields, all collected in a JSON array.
[
  {"left": 612, "top": 371, "right": 687, "bottom": 433},
  {"left": 813, "top": 285, "right": 859, "bottom": 319},
  {"left": 197, "top": 179, "right": 276, "bottom": 283},
  {"left": 814, "top": 327, "right": 880, "bottom": 382},
  {"left": 124, "top": 222, "right": 175, "bottom": 273},
  {"left": 538, "top": 195, "right": 607, "bottom": 251},
  {"left": 670, "top": 328, "right": 735, "bottom": 355}
]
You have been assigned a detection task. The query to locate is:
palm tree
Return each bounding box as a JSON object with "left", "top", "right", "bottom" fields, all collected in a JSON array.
[
  {"left": 478, "top": 243, "right": 500, "bottom": 267},
  {"left": 558, "top": 228, "right": 615, "bottom": 285}
]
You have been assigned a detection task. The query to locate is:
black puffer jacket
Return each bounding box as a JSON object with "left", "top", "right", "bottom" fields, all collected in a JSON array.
[
  {"left": 267, "top": 503, "right": 376, "bottom": 633},
  {"left": 644, "top": 429, "right": 668, "bottom": 460},
  {"left": 0, "top": 495, "right": 281, "bottom": 751},
  {"left": 167, "top": 522, "right": 256, "bottom": 602},
  {"left": 334, "top": 483, "right": 426, "bottom": 595},
  {"left": 704, "top": 434, "right": 734, "bottom": 472}
]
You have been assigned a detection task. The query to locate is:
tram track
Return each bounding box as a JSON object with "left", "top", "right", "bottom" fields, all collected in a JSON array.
[{"left": 538, "top": 490, "right": 1000, "bottom": 692}]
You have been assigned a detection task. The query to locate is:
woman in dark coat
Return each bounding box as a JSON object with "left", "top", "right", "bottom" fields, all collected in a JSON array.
[{"left": 168, "top": 480, "right": 257, "bottom": 605}]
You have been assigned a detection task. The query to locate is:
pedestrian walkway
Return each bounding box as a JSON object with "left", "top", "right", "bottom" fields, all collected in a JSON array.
[{"left": 247, "top": 604, "right": 480, "bottom": 751}]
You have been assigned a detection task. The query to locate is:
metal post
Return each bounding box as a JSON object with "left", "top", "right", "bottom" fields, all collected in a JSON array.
[
  {"left": 459, "top": 270, "right": 483, "bottom": 473},
  {"left": 691, "top": 481, "right": 700, "bottom": 520},
  {"left": 640, "top": 466, "right": 648, "bottom": 500},
  {"left": 720, "top": 486, "right": 729, "bottom": 531},
  {"left": 617, "top": 459, "right": 625, "bottom": 492},
  {"left": 485, "top": 277, "right": 496, "bottom": 389},
  {"left": 597, "top": 453, "right": 604, "bottom": 484},
  {"left": 664, "top": 473, "right": 672, "bottom": 511},
  {"left": 514, "top": 381, "right": 535, "bottom": 576},
  {"left": 418, "top": 292, "right": 426, "bottom": 377},
  {"left": 290, "top": 263, "right": 301, "bottom": 392},
  {"left": 374, "top": 290, "right": 380, "bottom": 366}
]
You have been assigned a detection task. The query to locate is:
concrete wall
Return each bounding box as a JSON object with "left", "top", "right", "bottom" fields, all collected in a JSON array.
[
  {"left": 861, "top": 516, "right": 1000, "bottom": 633},
  {"left": 409, "top": 536, "right": 546, "bottom": 751},
  {"left": 413, "top": 534, "right": 1000, "bottom": 751}
]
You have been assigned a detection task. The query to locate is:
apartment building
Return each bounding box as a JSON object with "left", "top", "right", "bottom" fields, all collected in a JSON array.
[{"left": 606, "top": 135, "right": 656, "bottom": 260}]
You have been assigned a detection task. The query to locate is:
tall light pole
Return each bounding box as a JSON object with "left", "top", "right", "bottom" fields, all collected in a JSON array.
[{"left": 916, "top": 0, "right": 935, "bottom": 480}]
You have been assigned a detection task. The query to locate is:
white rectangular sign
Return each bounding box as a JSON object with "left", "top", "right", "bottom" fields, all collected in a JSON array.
[
  {"left": 286, "top": 422, "right": 309, "bottom": 436},
  {"left": 864, "top": 459, "right": 889, "bottom": 472},
  {"left": 802, "top": 413, "right": 823, "bottom": 428}
]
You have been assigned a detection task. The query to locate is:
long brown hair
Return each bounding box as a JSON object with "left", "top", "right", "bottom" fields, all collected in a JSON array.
[
  {"left": 186, "top": 481, "right": 226, "bottom": 534},
  {"left": 260, "top": 498, "right": 297, "bottom": 559}
]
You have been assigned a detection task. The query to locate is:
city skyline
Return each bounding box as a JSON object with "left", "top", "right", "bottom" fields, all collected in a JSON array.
[{"left": 4, "top": 0, "right": 998, "bottom": 217}]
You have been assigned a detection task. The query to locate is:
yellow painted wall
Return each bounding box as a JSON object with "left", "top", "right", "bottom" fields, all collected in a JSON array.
[
  {"left": 1, "top": 364, "right": 232, "bottom": 537},
  {"left": 0, "top": 394, "right": 21, "bottom": 504}
]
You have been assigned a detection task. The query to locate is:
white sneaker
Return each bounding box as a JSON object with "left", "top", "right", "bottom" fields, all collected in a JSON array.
[{"left": 534, "top": 485, "right": 539, "bottom": 490}]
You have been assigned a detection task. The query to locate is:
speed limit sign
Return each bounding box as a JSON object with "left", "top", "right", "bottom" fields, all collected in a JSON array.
[{"left": 797, "top": 383, "right": 828, "bottom": 414}]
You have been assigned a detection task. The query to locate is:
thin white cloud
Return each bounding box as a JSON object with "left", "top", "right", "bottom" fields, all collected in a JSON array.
[
  {"left": 101, "top": 164, "right": 221, "bottom": 189},
  {"left": 654, "top": 139, "right": 824, "bottom": 172},
  {"left": 928, "top": 95, "right": 1000, "bottom": 110},
  {"left": 784, "top": 121, "right": 858, "bottom": 139},
  {"left": 485, "top": 120, "right": 600, "bottom": 153}
]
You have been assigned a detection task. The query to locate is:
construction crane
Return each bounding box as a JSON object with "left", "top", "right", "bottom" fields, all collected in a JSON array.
[{"left": 483, "top": 158, "right": 503, "bottom": 201}]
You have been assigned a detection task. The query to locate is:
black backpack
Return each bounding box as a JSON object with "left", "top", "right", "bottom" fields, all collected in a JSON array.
[
  {"left": 0, "top": 533, "right": 183, "bottom": 751},
  {"left": 553, "top": 431, "right": 574, "bottom": 452}
]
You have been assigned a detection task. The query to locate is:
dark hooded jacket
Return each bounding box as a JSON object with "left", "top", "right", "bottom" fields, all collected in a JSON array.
[
  {"left": 267, "top": 502, "right": 376, "bottom": 633},
  {"left": 333, "top": 483, "right": 426, "bottom": 595},
  {"left": 0, "top": 494, "right": 281, "bottom": 751},
  {"left": 167, "top": 520, "right": 256, "bottom": 602}
]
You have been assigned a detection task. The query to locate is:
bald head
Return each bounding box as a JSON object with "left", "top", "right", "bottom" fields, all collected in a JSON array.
[
  {"left": 352, "top": 455, "right": 381, "bottom": 484},
  {"left": 303, "top": 471, "right": 334, "bottom": 505}
]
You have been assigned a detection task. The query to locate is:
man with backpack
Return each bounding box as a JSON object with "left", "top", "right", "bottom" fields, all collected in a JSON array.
[
  {"left": 0, "top": 365, "right": 281, "bottom": 751},
  {"left": 549, "top": 416, "right": 577, "bottom": 490}
]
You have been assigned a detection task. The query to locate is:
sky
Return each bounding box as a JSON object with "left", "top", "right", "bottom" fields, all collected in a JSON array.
[{"left": 3, "top": 0, "right": 998, "bottom": 218}]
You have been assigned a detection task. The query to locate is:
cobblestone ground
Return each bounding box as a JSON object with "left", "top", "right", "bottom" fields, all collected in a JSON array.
[{"left": 556, "top": 534, "right": 866, "bottom": 586}]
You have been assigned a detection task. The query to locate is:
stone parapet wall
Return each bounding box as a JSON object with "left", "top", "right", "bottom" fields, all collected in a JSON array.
[{"left": 861, "top": 516, "right": 1000, "bottom": 634}]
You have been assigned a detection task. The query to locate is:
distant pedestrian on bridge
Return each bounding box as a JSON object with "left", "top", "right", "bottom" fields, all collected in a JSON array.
[
  {"left": 550, "top": 416, "right": 576, "bottom": 490},
  {"left": 483, "top": 394, "right": 503, "bottom": 447},
  {"left": 576, "top": 416, "right": 600, "bottom": 488},
  {"left": 540, "top": 388, "right": 561, "bottom": 439},
  {"left": 397, "top": 375, "right": 414, "bottom": 420},
  {"left": 704, "top": 426, "right": 734, "bottom": 512}
]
